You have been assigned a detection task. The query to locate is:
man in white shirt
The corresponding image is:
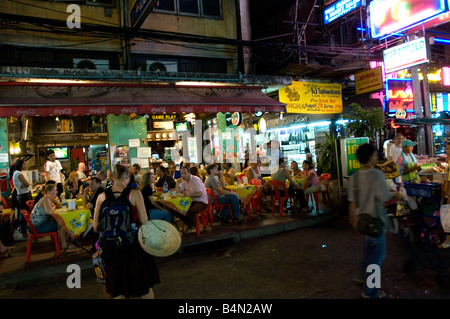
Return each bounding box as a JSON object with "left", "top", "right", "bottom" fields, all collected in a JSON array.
[
  {"left": 387, "top": 133, "right": 404, "bottom": 164},
  {"left": 176, "top": 166, "right": 209, "bottom": 235},
  {"left": 77, "top": 162, "right": 90, "bottom": 183},
  {"left": 44, "top": 150, "right": 64, "bottom": 197}
]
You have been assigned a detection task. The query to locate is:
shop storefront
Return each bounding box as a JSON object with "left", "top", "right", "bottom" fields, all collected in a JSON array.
[{"left": 0, "top": 81, "right": 285, "bottom": 181}]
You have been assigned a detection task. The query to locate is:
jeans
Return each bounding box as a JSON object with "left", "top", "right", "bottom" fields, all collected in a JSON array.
[
  {"left": 148, "top": 209, "right": 171, "bottom": 223},
  {"left": 33, "top": 218, "right": 60, "bottom": 234},
  {"left": 17, "top": 192, "right": 32, "bottom": 235},
  {"left": 216, "top": 193, "right": 240, "bottom": 220},
  {"left": 363, "top": 233, "right": 386, "bottom": 297}
]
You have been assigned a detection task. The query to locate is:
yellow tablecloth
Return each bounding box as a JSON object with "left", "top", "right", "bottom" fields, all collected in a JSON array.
[
  {"left": 262, "top": 176, "right": 271, "bottom": 183},
  {"left": 226, "top": 184, "right": 256, "bottom": 205},
  {"left": 160, "top": 195, "right": 193, "bottom": 216},
  {"left": 0, "top": 208, "right": 14, "bottom": 222},
  {"left": 287, "top": 179, "right": 306, "bottom": 188},
  {"left": 53, "top": 207, "right": 92, "bottom": 239}
]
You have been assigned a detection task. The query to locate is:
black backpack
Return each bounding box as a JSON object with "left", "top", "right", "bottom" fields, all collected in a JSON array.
[{"left": 97, "top": 187, "right": 135, "bottom": 248}]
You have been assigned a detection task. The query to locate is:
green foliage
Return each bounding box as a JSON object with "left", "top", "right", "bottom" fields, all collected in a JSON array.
[
  {"left": 316, "top": 132, "right": 338, "bottom": 180},
  {"left": 344, "top": 103, "right": 384, "bottom": 138}
]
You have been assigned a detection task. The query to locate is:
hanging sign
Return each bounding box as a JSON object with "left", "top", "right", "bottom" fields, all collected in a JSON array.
[
  {"left": 231, "top": 112, "right": 242, "bottom": 126},
  {"left": 383, "top": 37, "right": 429, "bottom": 74},
  {"left": 279, "top": 81, "right": 343, "bottom": 114},
  {"left": 355, "top": 67, "right": 384, "bottom": 95},
  {"left": 324, "top": 0, "right": 362, "bottom": 25}
]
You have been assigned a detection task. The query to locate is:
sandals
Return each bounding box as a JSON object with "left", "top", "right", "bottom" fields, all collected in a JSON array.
[
  {"left": 1, "top": 246, "right": 15, "bottom": 258},
  {"left": 438, "top": 242, "right": 450, "bottom": 249}
]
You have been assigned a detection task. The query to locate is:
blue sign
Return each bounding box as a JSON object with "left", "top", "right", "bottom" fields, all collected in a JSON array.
[
  {"left": 324, "top": 0, "right": 362, "bottom": 25},
  {"left": 130, "top": 0, "right": 158, "bottom": 29}
]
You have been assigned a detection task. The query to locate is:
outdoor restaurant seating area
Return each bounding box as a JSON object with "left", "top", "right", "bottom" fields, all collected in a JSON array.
[{"left": 0, "top": 161, "right": 334, "bottom": 269}]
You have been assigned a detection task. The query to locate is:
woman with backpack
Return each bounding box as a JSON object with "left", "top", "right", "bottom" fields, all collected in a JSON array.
[{"left": 92, "top": 164, "right": 160, "bottom": 299}]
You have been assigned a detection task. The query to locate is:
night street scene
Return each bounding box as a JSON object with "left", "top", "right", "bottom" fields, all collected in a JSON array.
[{"left": 1, "top": 0, "right": 450, "bottom": 313}]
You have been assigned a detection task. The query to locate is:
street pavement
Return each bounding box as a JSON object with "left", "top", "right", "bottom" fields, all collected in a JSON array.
[{"left": 1, "top": 216, "right": 450, "bottom": 303}]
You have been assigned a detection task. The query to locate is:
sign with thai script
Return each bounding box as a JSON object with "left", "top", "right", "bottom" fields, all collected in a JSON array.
[
  {"left": 383, "top": 37, "right": 429, "bottom": 74},
  {"left": 279, "top": 81, "right": 343, "bottom": 114},
  {"left": 324, "top": 0, "right": 362, "bottom": 25},
  {"left": 370, "top": 0, "right": 448, "bottom": 38},
  {"left": 355, "top": 67, "right": 383, "bottom": 95}
]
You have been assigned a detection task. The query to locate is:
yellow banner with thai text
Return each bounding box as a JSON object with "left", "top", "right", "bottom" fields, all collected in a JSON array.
[
  {"left": 355, "top": 67, "right": 383, "bottom": 95},
  {"left": 279, "top": 81, "right": 343, "bottom": 114}
]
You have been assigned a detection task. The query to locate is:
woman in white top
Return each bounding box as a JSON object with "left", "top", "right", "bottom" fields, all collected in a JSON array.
[{"left": 13, "top": 159, "right": 32, "bottom": 237}]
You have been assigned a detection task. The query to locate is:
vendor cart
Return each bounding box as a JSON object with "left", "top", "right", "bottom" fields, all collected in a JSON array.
[{"left": 395, "top": 182, "right": 450, "bottom": 288}]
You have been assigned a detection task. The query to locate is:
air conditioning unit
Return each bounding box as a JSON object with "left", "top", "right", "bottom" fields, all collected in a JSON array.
[
  {"left": 73, "top": 58, "right": 110, "bottom": 70},
  {"left": 146, "top": 60, "right": 178, "bottom": 72}
]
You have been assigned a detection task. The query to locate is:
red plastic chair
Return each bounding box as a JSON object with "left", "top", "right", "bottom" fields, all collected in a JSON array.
[
  {"left": 21, "top": 210, "right": 61, "bottom": 263},
  {"left": 180, "top": 199, "right": 210, "bottom": 236},
  {"left": 319, "top": 173, "right": 331, "bottom": 207},
  {"left": 207, "top": 187, "right": 234, "bottom": 223},
  {"left": 269, "top": 180, "right": 297, "bottom": 216},
  {"left": 26, "top": 200, "right": 34, "bottom": 212},
  {"left": 247, "top": 179, "right": 261, "bottom": 219}
]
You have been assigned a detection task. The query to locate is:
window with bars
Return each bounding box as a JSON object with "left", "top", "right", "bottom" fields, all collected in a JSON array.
[{"left": 155, "top": 0, "right": 222, "bottom": 18}]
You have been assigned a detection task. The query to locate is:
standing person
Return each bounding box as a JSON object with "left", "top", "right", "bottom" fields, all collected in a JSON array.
[
  {"left": 91, "top": 154, "right": 102, "bottom": 175},
  {"left": 31, "top": 184, "right": 68, "bottom": 250},
  {"left": 387, "top": 133, "right": 404, "bottom": 163},
  {"left": 44, "top": 150, "right": 64, "bottom": 198},
  {"left": 93, "top": 164, "right": 160, "bottom": 299},
  {"left": 204, "top": 164, "right": 242, "bottom": 225},
  {"left": 140, "top": 172, "right": 171, "bottom": 222},
  {"left": 396, "top": 139, "right": 421, "bottom": 183},
  {"left": 176, "top": 166, "right": 209, "bottom": 235},
  {"left": 348, "top": 143, "right": 400, "bottom": 299},
  {"left": 300, "top": 160, "right": 321, "bottom": 195},
  {"left": 271, "top": 157, "right": 310, "bottom": 213},
  {"left": 155, "top": 166, "right": 176, "bottom": 189},
  {"left": 12, "top": 159, "right": 32, "bottom": 238},
  {"left": 304, "top": 147, "right": 314, "bottom": 164}
]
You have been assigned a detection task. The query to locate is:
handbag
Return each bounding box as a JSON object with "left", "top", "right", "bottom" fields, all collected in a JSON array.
[{"left": 353, "top": 170, "right": 384, "bottom": 238}]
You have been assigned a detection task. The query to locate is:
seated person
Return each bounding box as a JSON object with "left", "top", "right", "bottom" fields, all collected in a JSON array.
[
  {"left": 290, "top": 161, "right": 302, "bottom": 178},
  {"left": 204, "top": 163, "right": 242, "bottom": 225},
  {"left": 140, "top": 172, "right": 171, "bottom": 223},
  {"left": 82, "top": 177, "right": 105, "bottom": 212},
  {"left": 155, "top": 166, "right": 176, "bottom": 190},
  {"left": 223, "top": 163, "right": 236, "bottom": 186},
  {"left": 32, "top": 180, "right": 57, "bottom": 210},
  {"left": 176, "top": 166, "right": 209, "bottom": 235},
  {"left": 301, "top": 160, "right": 321, "bottom": 195},
  {"left": 64, "top": 170, "right": 83, "bottom": 199},
  {"left": 30, "top": 184, "right": 68, "bottom": 249},
  {"left": 271, "top": 157, "right": 310, "bottom": 213}
]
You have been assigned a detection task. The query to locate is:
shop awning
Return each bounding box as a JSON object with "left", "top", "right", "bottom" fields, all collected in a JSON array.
[{"left": 0, "top": 82, "right": 285, "bottom": 117}]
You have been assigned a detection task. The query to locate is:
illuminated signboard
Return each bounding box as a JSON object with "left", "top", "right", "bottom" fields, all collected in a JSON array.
[
  {"left": 386, "top": 79, "right": 414, "bottom": 114},
  {"left": 324, "top": 0, "right": 362, "bottom": 25},
  {"left": 370, "top": 0, "right": 448, "bottom": 38},
  {"left": 383, "top": 37, "right": 429, "bottom": 74}
]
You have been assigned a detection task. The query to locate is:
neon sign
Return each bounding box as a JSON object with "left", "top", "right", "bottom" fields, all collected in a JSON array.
[
  {"left": 370, "top": 0, "right": 449, "bottom": 38},
  {"left": 386, "top": 79, "right": 414, "bottom": 113},
  {"left": 324, "top": 0, "right": 362, "bottom": 25}
]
